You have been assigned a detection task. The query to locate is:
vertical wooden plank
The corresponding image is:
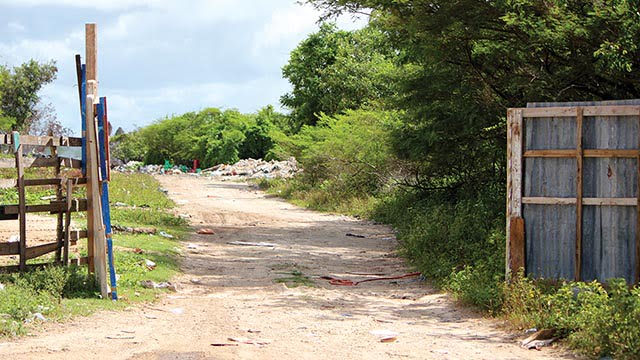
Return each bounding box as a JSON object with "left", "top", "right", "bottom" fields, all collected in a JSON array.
[
  {"left": 85, "top": 22, "right": 108, "bottom": 298},
  {"left": 64, "top": 179, "right": 72, "bottom": 265},
  {"left": 54, "top": 139, "right": 64, "bottom": 263},
  {"left": 13, "top": 132, "right": 27, "bottom": 271},
  {"left": 509, "top": 217, "right": 525, "bottom": 272},
  {"left": 507, "top": 108, "right": 524, "bottom": 277},
  {"left": 85, "top": 24, "right": 97, "bottom": 84},
  {"left": 637, "top": 113, "right": 640, "bottom": 283},
  {"left": 576, "top": 107, "right": 583, "bottom": 281}
]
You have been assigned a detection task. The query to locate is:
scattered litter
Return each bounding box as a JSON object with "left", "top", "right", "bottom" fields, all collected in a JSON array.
[
  {"left": 158, "top": 231, "right": 174, "bottom": 239},
  {"left": 114, "top": 202, "right": 128, "bottom": 207},
  {"left": 321, "top": 272, "right": 421, "bottom": 286},
  {"left": 346, "top": 233, "right": 367, "bottom": 238},
  {"left": 144, "top": 314, "right": 158, "bottom": 319},
  {"left": 370, "top": 329, "right": 398, "bottom": 343},
  {"left": 113, "top": 158, "right": 300, "bottom": 179},
  {"left": 226, "top": 241, "right": 276, "bottom": 247},
  {"left": 211, "top": 343, "right": 239, "bottom": 347},
  {"left": 228, "top": 337, "right": 271, "bottom": 346},
  {"left": 121, "top": 330, "right": 136, "bottom": 334},
  {"left": 8, "top": 235, "right": 19, "bottom": 243},
  {"left": 106, "top": 335, "right": 135, "bottom": 340},
  {"left": 32, "top": 313, "right": 46, "bottom": 322},
  {"left": 190, "top": 278, "right": 202, "bottom": 284},
  {"left": 178, "top": 213, "right": 191, "bottom": 219},
  {"left": 144, "top": 259, "right": 156, "bottom": 270},
  {"left": 431, "top": 349, "right": 449, "bottom": 355},
  {"left": 187, "top": 243, "right": 199, "bottom": 249},
  {"left": 374, "top": 319, "right": 393, "bottom": 324},
  {"left": 158, "top": 187, "right": 168, "bottom": 194},
  {"left": 197, "top": 228, "right": 216, "bottom": 235},
  {"left": 525, "top": 328, "right": 538, "bottom": 334},
  {"left": 139, "top": 280, "right": 177, "bottom": 292},
  {"left": 170, "top": 308, "right": 184, "bottom": 315},
  {"left": 112, "top": 224, "right": 157, "bottom": 234},
  {"left": 521, "top": 329, "right": 557, "bottom": 350},
  {"left": 247, "top": 329, "right": 261, "bottom": 334}
]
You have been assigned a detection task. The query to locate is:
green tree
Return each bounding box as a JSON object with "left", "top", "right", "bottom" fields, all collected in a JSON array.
[
  {"left": 0, "top": 60, "right": 58, "bottom": 132},
  {"left": 281, "top": 23, "right": 396, "bottom": 132},
  {"left": 304, "top": 0, "right": 640, "bottom": 195}
]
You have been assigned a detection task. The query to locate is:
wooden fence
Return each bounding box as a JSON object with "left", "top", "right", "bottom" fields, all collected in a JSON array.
[
  {"left": 507, "top": 100, "right": 640, "bottom": 283},
  {"left": 0, "top": 133, "right": 88, "bottom": 271}
]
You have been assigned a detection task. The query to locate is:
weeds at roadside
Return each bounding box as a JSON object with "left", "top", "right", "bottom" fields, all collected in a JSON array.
[
  {"left": 271, "top": 263, "right": 314, "bottom": 288},
  {"left": 0, "top": 172, "right": 188, "bottom": 337}
]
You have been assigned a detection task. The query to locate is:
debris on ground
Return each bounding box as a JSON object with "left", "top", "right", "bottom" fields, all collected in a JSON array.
[
  {"left": 139, "top": 280, "right": 177, "bottom": 292},
  {"left": 196, "top": 228, "right": 216, "bottom": 235},
  {"left": 112, "top": 158, "right": 301, "bottom": 179},
  {"left": 321, "top": 272, "right": 422, "bottom": 286},
  {"left": 227, "top": 337, "right": 271, "bottom": 346},
  {"left": 112, "top": 224, "right": 157, "bottom": 235},
  {"left": 226, "top": 241, "right": 276, "bottom": 247},
  {"left": 158, "top": 231, "right": 174, "bottom": 239},
  {"left": 521, "top": 329, "right": 557, "bottom": 350},
  {"left": 144, "top": 259, "right": 156, "bottom": 270},
  {"left": 370, "top": 330, "right": 398, "bottom": 343},
  {"left": 346, "top": 233, "right": 367, "bottom": 238}
]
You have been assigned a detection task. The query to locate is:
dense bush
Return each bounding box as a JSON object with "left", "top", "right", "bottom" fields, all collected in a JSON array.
[{"left": 110, "top": 106, "right": 287, "bottom": 168}]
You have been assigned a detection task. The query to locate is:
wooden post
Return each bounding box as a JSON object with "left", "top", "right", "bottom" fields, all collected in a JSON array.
[
  {"left": 13, "top": 132, "right": 27, "bottom": 271},
  {"left": 507, "top": 108, "right": 524, "bottom": 278},
  {"left": 575, "top": 107, "right": 583, "bottom": 281},
  {"left": 64, "top": 179, "right": 72, "bottom": 265},
  {"left": 85, "top": 23, "right": 109, "bottom": 298}
]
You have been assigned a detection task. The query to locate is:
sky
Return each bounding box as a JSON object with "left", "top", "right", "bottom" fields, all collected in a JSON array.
[{"left": 0, "top": 1, "right": 366, "bottom": 135}]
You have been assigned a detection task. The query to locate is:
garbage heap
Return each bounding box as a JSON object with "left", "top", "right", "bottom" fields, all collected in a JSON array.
[{"left": 112, "top": 157, "right": 300, "bottom": 179}]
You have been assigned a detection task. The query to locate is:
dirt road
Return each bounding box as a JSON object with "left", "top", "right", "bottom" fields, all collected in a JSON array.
[{"left": 0, "top": 175, "right": 579, "bottom": 359}]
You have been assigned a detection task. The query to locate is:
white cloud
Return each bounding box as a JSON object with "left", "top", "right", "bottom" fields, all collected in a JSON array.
[
  {"left": 252, "top": 4, "right": 319, "bottom": 54},
  {"left": 7, "top": 21, "right": 26, "bottom": 32}
]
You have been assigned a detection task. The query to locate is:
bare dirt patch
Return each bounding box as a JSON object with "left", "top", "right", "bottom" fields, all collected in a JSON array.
[{"left": 0, "top": 175, "right": 580, "bottom": 359}]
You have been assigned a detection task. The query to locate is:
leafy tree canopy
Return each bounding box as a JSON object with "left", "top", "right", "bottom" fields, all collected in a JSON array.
[
  {"left": 0, "top": 60, "right": 58, "bottom": 132},
  {"left": 281, "top": 22, "right": 397, "bottom": 132}
]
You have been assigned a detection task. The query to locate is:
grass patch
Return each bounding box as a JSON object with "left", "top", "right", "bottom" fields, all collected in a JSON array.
[
  {"left": 0, "top": 172, "right": 188, "bottom": 337},
  {"left": 271, "top": 263, "right": 314, "bottom": 288}
]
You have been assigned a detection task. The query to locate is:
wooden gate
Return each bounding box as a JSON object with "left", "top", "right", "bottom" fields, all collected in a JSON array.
[
  {"left": 0, "top": 133, "right": 88, "bottom": 271},
  {"left": 507, "top": 100, "right": 640, "bottom": 283}
]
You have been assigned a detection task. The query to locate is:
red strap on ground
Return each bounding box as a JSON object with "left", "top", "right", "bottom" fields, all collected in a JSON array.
[{"left": 321, "top": 272, "right": 421, "bottom": 286}]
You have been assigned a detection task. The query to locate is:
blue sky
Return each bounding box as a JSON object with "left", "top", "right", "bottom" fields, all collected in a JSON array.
[{"left": 0, "top": 1, "right": 366, "bottom": 135}]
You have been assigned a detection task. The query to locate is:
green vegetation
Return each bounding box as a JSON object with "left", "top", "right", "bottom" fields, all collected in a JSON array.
[
  {"left": 0, "top": 173, "right": 187, "bottom": 337},
  {"left": 111, "top": 106, "right": 287, "bottom": 167},
  {"left": 0, "top": 60, "right": 61, "bottom": 133}
]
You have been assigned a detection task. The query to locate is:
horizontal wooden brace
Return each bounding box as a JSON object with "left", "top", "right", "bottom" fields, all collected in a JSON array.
[
  {"left": 519, "top": 105, "right": 640, "bottom": 118},
  {"left": 0, "top": 157, "right": 59, "bottom": 169},
  {"left": 523, "top": 197, "right": 637, "bottom": 206},
  {"left": 26, "top": 242, "right": 60, "bottom": 260},
  {"left": 524, "top": 149, "right": 640, "bottom": 158},
  {"left": 0, "top": 135, "right": 82, "bottom": 147},
  {"left": 0, "top": 242, "right": 19, "bottom": 255},
  {"left": 0, "top": 198, "right": 87, "bottom": 215}
]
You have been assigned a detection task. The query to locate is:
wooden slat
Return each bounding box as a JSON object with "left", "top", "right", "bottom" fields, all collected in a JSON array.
[
  {"left": 0, "top": 199, "right": 87, "bottom": 215},
  {"left": 0, "top": 157, "right": 59, "bottom": 169},
  {"left": 506, "top": 108, "right": 524, "bottom": 278},
  {"left": 509, "top": 217, "right": 526, "bottom": 274},
  {"left": 524, "top": 149, "right": 577, "bottom": 158},
  {"left": 523, "top": 197, "right": 577, "bottom": 205},
  {"left": 0, "top": 213, "right": 18, "bottom": 220},
  {"left": 582, "top": 198, "right": 638, "bottom": 206},
  {"left": 26, "top": 242, "right": 60, "bottom": 260},
  {"left": 0, "top": 242, "right": 19, "bottom": 255},
  {"left": 15, "top": 132, "right": 27, "bottom": 271},
  {"left": 24, "top": 178, "right": 62, "bottom": 186},
  {"left": 524, "top": 149, "right": 640, "bottom": 158},
  {"left": 521, "top": 105, "right": 640, "bottom": 118},
  {"left": 523, "top": 197, "right": 637, "bottom": 206},
  {"left": 576, "top": 107, "right": 584, "bottom": 281},
  {"left": 584, "top": 149, "right": 640, "bottom": 158}
]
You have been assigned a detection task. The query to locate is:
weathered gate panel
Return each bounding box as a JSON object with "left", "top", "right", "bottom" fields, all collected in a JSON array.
[{"left": 507, "top": 100, "right": 640, "bottom": 283}]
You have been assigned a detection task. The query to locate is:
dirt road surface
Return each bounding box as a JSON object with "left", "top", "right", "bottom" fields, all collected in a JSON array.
[{"left": 0, "top": 175, "right": 579, "bottom": 359}]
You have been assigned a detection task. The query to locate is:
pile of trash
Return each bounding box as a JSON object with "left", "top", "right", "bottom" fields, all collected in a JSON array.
[
  {"left": 202, "top": 158, "right": 299, "bottom": 179},
  {"left": 112, "top": 158, "right": 301, "bottom": 179}
]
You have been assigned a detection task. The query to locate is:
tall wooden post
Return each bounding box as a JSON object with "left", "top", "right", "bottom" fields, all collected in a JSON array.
[{"left": 85, "top": 23, "right": 108, "bottom": 298}]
